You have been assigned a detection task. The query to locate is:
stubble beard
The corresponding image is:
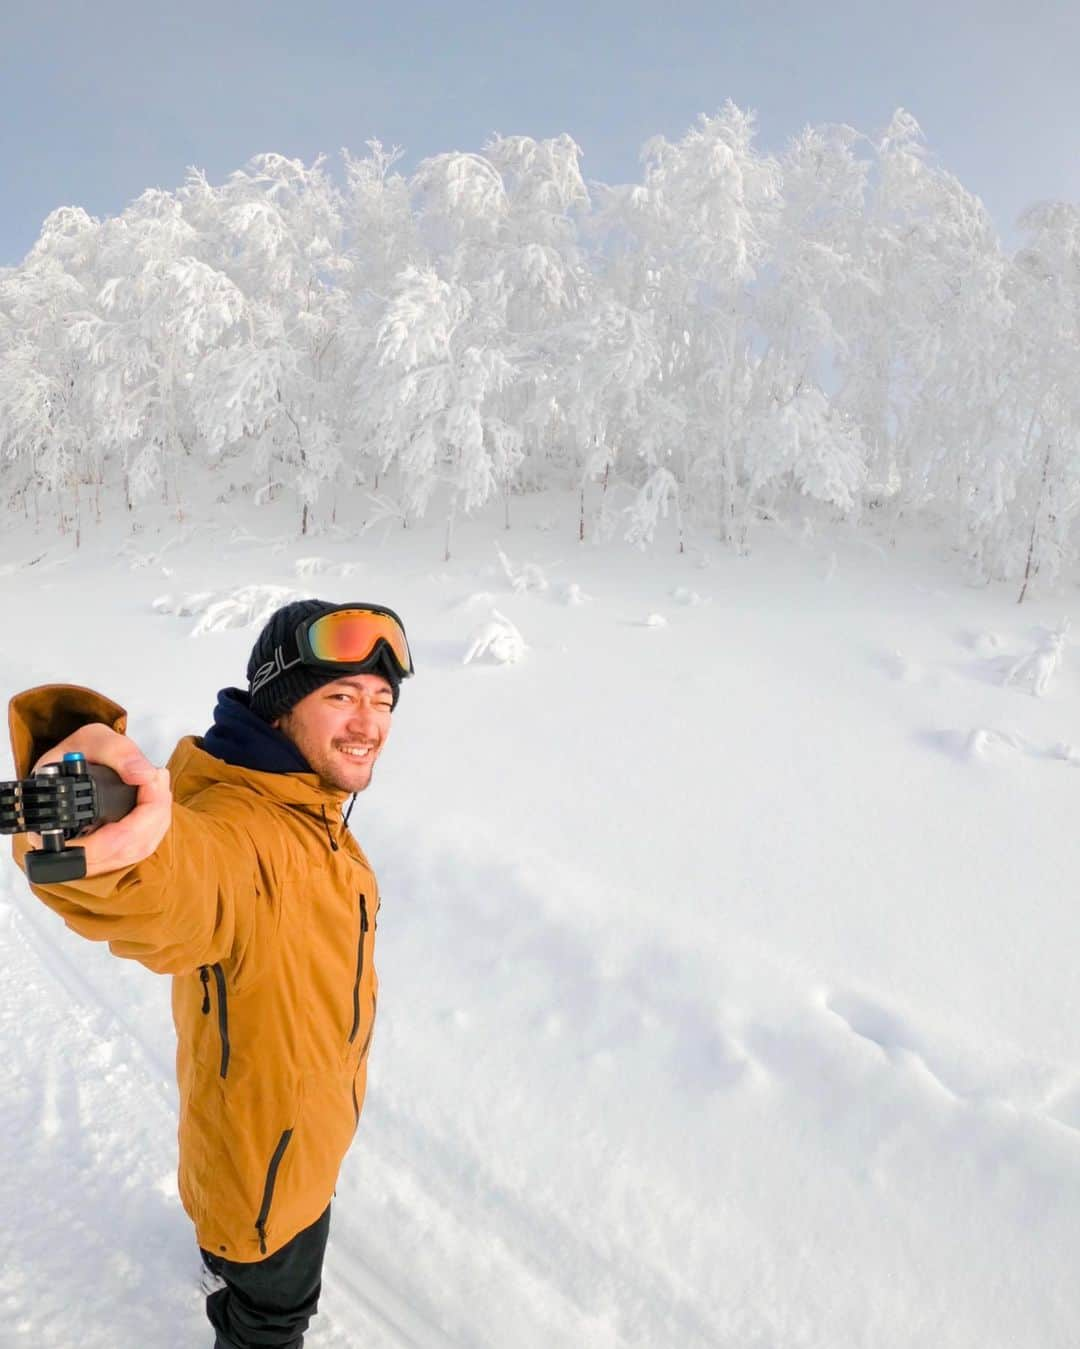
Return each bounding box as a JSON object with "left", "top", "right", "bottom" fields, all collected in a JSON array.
[
  {"left": 323, "top": 760, "right": 374, "bottom": 794},
  {"left": 313, "top": 743, "right": 377, "bottom": 795},
  {"left": 277, "top": 714, "right": 377, "bottom": 794}
]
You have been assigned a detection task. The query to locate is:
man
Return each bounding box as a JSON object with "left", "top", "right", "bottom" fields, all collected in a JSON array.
[{"left": 8, "top": 599, "right": 413, "bottom": 1348}]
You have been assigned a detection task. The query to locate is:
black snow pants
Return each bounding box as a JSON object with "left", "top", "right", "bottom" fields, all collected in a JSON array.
[{"left": 200, "top": 1205, "right": 331, "bottom": 1349}]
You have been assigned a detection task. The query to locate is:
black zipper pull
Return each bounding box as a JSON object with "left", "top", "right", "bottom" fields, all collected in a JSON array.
[
  {"left": 360, "top": 893, "right": 369, "bottom": 932},
  {"left": 199, "top": 967, "right": 211, "bottom": 1015},
  {"left": 256, "top": 1222, "right": 267, "bottom": 1256}
]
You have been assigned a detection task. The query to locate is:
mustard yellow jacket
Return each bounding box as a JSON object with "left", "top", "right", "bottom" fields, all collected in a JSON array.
[{"left": 9, "top": 685, "right": 379, "bottom": 1261}]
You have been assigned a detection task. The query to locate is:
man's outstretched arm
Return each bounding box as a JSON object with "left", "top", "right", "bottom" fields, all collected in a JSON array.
[{"left": 8, "top": 685, "right": 276, "bottom": 977}]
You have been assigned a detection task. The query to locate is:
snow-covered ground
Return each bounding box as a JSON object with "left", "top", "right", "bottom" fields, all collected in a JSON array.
[{"left": 3, "top": 493, "right": 1080, "bottom": 1347}]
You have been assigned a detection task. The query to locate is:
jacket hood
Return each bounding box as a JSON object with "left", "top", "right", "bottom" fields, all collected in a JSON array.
[{"left": 202, "top": 687, "right": 312, "bottom": 775}]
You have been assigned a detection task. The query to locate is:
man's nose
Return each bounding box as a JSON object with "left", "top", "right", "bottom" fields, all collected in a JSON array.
[{"left": 346, "top": 704, "right": 378, "bottom": 735}]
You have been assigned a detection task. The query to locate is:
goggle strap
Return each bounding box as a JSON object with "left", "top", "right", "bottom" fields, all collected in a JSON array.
[{"left": 250, "top": 645, "right": 304, "bottom": 697}]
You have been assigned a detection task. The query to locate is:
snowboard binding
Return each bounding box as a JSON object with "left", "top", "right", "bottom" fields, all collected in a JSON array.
[{"left": 0, "top": 752, "right": 137, "bottom": 883}]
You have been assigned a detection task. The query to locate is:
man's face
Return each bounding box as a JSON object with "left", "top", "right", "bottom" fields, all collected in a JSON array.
[{"left": 274, "top": 673, "right": 394, "bottom": 793}]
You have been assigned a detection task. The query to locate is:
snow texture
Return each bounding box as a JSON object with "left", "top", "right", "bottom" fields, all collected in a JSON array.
[{"left": 2, "top": 490, "right": 1080, "bottom": 1347}]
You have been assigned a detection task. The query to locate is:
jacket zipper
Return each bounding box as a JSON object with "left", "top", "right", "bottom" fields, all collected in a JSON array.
[
  {"left": 198, "top": 963, "right": 230, "bottom": 1078},
  {"left": 348, "top": 894, "right": 369, "bottom": 1044},
  {"left": 352, "top": 991, "right": 378, "bottom": 1126},
  {"left": 255, "top": 1129, "right": 293, "bottom": 1256}
]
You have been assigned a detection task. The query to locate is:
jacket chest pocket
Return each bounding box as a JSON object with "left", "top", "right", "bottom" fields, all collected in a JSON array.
[{"left": 198, "top": 963, "right": 230, "bottom": 1079}]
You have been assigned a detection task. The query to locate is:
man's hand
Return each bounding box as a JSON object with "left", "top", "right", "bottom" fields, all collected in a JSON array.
[{"left": 29, "top": 723, "right": 172, "bottom": 879}]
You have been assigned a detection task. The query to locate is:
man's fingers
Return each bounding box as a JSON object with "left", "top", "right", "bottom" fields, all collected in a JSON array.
[
  {"left": 119, "top": 756, "right": 157, "bottom": 786},
  {"left": 132, "top": 766, "right": 171, "bottom": 814},
  {"left": 87, "top": 768, "right": 171, "bottom": 876},
  {"left": 82, "top": 819, "right": 140, "bottom": 873},
  {"left": 79, "top": 793, "right": 171, "bottom": 877},
  {"left": 143, "top": 766, "right": 171, "bottom": 799},
  {"left": 22, "top": 726, "right": 173, "bottom": 880}
]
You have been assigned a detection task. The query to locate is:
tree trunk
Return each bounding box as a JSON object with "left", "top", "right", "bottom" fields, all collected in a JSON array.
[
  {"left": 1018, "top": 440, "right": 1053, "bottom": 604},
  {"left": 444, "top": 499, "right": 456, "bottom": 562}
]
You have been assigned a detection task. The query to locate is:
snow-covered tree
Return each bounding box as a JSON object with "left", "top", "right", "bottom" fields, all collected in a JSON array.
[
  {"left": 0, "top": 111, "right": 1077, "bottom": 596},
  {"left": 593, "top": 102, "right": 783, "bottom": 547},
  {"left": 1003, "top": 203, "right": 1080, "bottom": 598},
  {"left": 0, "top": 208, "right": 102, "bottom": 535},
  {"left": 182, "top": 154, "right": 351, "bottom": 531}
]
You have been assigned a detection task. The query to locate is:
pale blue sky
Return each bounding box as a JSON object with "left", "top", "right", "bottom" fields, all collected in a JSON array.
[{"left": 2, "top": 0, "right": 1078, "bottom": 264}]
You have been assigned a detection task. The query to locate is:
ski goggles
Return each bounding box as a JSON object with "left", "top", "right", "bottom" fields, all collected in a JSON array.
[{"left": 250, "top": 604, "right": 414, "bottom": 697}]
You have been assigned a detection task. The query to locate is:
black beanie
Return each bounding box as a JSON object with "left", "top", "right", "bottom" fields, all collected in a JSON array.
[{"left": 247, "top": 599, "right": 401, "bottom": 723}]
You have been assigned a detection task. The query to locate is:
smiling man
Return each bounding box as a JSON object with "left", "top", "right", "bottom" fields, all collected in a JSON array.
[{"left": 8, "top": 600, "right": 413, "bottom": 1349}]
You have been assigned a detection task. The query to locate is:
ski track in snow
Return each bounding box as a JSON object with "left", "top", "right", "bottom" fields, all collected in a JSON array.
[{"left": 0, "top": 889, "right": 196, "bottom": 1346}]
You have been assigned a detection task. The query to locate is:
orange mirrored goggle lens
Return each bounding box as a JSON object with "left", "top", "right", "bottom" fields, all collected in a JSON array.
[{"left": 306, "top": 609, "right": 412, "bottom": 674}]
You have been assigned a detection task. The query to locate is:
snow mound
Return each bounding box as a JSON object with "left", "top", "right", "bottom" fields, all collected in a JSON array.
[
  {"left": 154, "top": 584, "right": 308, "bottom": 635},
  {"left": 151, "top": 590, "right": 217, "bottom": 618},
  {"left": 463, "top": 610, "right": 526, "bottom": 665},
  {"left": 497, "top": 544, "right": 549, "bottom": 594},
  {"left": 294, "top": 557, "right": 368, "bottom": 580},
  {"left": 192, "top": 585, "right": 307, "bottom": 636},
  {"left": 1002, "top": 620, "right": 1069, "bottom": 698},
  {"left": 967, "top": 727, "right": 1023, "bottom": 761}
]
